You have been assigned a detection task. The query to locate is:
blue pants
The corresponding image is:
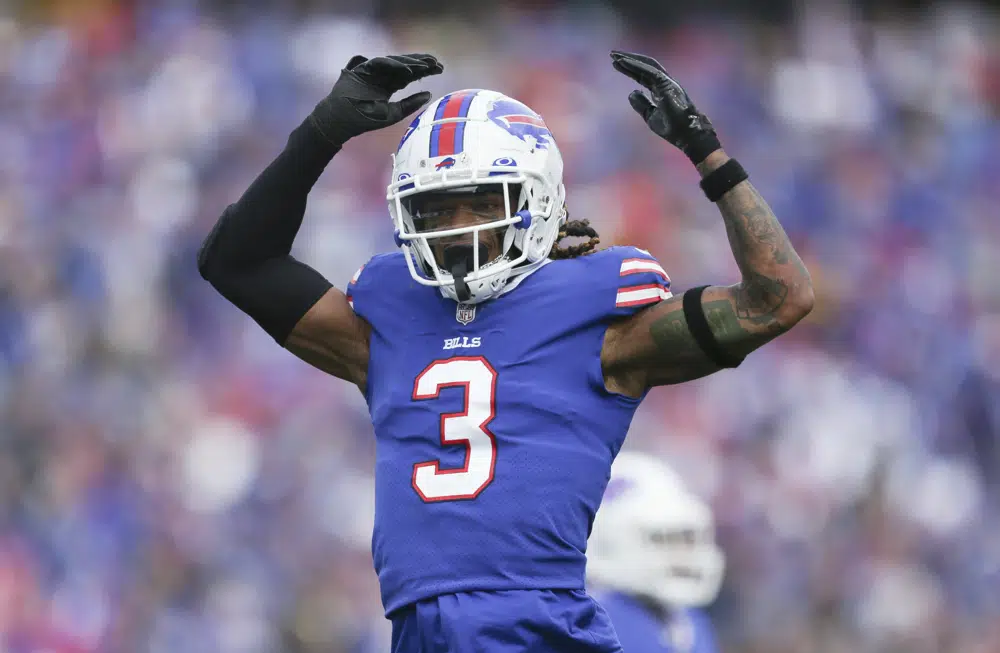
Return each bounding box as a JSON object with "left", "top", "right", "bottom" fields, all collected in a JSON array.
[{"left": 390, "top": 589, "right": 624, "bottom": 653}]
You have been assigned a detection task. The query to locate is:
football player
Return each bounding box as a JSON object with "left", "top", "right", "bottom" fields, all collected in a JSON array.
[
  {"left": 198, "top": 51, "right": 812, "bottom": 652},
  {"left": 588, "top": 452, "right": 724, "bottom": 653}
]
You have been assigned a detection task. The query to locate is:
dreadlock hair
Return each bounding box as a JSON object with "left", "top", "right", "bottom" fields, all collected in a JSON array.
[{"left": 549, "top": 207, "right": 601, "bottom": 260}]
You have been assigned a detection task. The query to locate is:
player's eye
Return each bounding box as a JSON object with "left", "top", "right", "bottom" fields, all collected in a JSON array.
[
  {"left": 470, "top": 200, "right": 505, "bottom": 215},
  {"left": 414, "top": 210, "right": 452, "bottom": 232},
  {"left": 416, "top": 209, "right": 449, "bottom": 221}
]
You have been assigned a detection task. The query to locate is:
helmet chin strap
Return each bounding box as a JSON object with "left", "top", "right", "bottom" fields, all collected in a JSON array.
[{"left": 442, "top": 244, "right": 488, "bottom": 303}]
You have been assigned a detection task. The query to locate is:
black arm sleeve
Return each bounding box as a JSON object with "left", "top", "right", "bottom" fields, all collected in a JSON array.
[{"left": 198, "top": 118, "right": 341, "bottom": 345}]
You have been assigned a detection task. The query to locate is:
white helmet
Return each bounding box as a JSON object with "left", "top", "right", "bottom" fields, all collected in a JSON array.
[
  {"left": 587, "top": 452, "right": 725, "bottom": 609},
  {"left": 386, "top": 90, "right": 567, "bottom": 304}
]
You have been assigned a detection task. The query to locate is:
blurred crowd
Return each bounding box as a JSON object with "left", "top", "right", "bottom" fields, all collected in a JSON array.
[{"left": 1, "top": 0, "right": 999, "bottom": 651}]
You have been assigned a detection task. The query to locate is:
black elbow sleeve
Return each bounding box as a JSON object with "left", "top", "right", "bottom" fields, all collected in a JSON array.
[
  {"left": 197, "top": 120, "right": 342, "bottom": 345},
  {"left": 197, "top": 204, "right": 241, "bottom": 281},
  {"left": 197, "top": 208, "right": 333, "bottom": 345},
  {"left": 202, "top": 253, "right": 333, "bottom": 346}
]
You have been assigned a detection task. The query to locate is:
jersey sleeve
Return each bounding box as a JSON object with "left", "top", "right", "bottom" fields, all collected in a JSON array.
[
  {"left": 345, "top": 263, "right": 366, "bottom": 312},
  {"left": 344, "top": 252, "right": 393, "bottom": 323},
  {"left": 608, "top": 247, "right": 673, "bottom": 318},
  {"left": 344, "top": 252, "right": 413, "bottom": 329}
]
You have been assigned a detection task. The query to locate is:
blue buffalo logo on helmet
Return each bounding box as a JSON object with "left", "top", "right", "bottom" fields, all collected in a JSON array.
[
  {"left": 487, "top": 99, "right": 553, "bottom": 149},
  {"left": 434, "top": 156, "right": 457, "bottom": 170}
]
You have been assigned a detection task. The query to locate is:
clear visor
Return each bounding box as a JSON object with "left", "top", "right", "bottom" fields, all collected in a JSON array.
[
  {"left": 400, "top": 183, "right": 525, "bottom": 271},
  {"left": 403, "top": 185, "right": 515, "bottom": 233}
]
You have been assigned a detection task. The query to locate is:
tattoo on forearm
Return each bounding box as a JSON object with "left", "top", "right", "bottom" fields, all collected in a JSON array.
[
  {"left": 709, "top": 169, "right": 810, "bottom": 330},
  {"left": 741, "top": 190, "right": 788, "bottom": 264},
  {"left": 733, "top": 271, "right": 788, "bottom": 323},
  {"left": 636, "top": 157, "right": 813, "bottom": 384},
  {"left": 640, "top": 156, "right": 813, "bottom": 367}
]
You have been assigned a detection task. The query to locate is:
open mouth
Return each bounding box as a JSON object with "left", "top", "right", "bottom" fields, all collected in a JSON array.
[
  {"left": 442, "top": 243, "right": 489, "bottom": 302},
  {"left": 433, "top": 227, "right": 503, "bottom": 265}
]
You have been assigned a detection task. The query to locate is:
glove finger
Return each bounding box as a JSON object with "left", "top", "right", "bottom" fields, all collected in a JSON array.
[
  {"left": 389, "top": 55, "right": 444, "bottom": 81},
  {"left": 614, "top": 56, "right": 666, "bottom": 85},
  {"left": 390, "top": 55, "right": 443, "bottom": 77},
  {"left": 657, "top": 74, "right": 692, "bottom": 110},
  {"left": 612, "top": 52, "right": 691, "bottom": 108},
  {"left": 368, "top": 56, "right": 442, "bottom": 90},
  {"left": 611, "top": 57, "right": 664, "bottom": 91},
  {"left": 615, "top": 58, "right": 692, "bottom": 110},
  {"left": 344, "top": 54, "right": 369, "bottom": 70},
  {"left": 387, "top": 54, "right": 431, "bottom": 68},
  {"left": 610, "top": 50, "right": 667, "bottom": 75},
  {"left": 407, "top": 63, "right": 444, "bottom": 82},
  {"left": 397, "top": 53, "right": 442, "bottom": 67},
  {"left": 385, "top": 55, "right": 432, "bottom": 81},
  {"left": 418, "top": 55, "right": 443, "bottom": 70},
  {"left": 358, "top": 56, "right": 417, "bottom": 91},
  {"left": 363, "top": 56, "right": 410, "bottom": 76},
  {"left": 627, "top": 90, "right": 657, "bottom": 123},
  {"left": 390, "top": 91, "right": 433, "bottom": 122}
]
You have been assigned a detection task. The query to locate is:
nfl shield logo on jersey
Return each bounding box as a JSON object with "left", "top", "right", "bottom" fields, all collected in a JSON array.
[{"left": 456, "top": 303, "right": 476, "bottom": 325}]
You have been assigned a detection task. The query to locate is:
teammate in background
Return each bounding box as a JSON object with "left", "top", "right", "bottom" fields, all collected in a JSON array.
[
  {"left": 588, "top": 452, "right": 724, "bottom": 653},
  {"left": 198, "top": 50, "right": 812, "bottom": 652}
]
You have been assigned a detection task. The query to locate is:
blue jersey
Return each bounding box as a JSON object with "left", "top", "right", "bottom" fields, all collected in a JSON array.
[
  {"left": 597, "top": 592, "right": 718, "bottom": 653},
  {"left": 347, "top": 246, "right": 672, "bottom": 615}
]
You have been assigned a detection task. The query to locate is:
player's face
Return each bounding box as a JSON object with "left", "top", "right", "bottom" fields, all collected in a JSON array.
[{"left": 408, "top": 190, "right": 507, "bottom": 267}]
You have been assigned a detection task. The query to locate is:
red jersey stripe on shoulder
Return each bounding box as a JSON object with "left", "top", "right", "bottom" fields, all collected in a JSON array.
[
  {"left": 615, "top": 283, "right": 672, "bottom": 308},
  {"left": 620, "top": 258, "right": 669, "bottom": 281}
]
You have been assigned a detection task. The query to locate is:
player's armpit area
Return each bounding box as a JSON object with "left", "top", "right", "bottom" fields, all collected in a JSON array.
[
  {"left": 284, "top": 288, "right": 371, "bottom": 391},
  {"left": 602, "top": 283, "right": 811, "bottom": 396}
]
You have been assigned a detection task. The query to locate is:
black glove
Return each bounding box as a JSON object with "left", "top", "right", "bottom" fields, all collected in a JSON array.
[
  {"left": 610, "top": 50, "right": 720, "bottom": 165},
  {"left": 309, "top": 53, "right": 444, "bottom": 146}
]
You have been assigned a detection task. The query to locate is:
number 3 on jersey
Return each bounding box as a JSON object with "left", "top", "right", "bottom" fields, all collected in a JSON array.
[{"left": 411, "top": 357, "right": 498, "bottom": 502}]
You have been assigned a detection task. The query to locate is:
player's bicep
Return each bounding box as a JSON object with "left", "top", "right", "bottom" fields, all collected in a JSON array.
[
  {"left": 605, "top": 284, "right": 785, "bottom": 391},
  {"left": 284, "top": 287, "right": 371, "bottom": 390},
  {"left": 603, "top": 290, "right": 721, "bottom": 393}
]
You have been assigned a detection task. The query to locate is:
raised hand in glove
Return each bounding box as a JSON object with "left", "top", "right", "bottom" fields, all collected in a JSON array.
[
  {"left": 310, "top": 54, "right": 444, "bottom": 147},
  {"left": 610, "top": 50, "right": 720, "bottom": 165}
]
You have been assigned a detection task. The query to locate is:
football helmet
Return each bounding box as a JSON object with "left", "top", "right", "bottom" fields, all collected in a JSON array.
[
  {"left": 587, "top": 452, "right": 725, "bottom": 609},
  {"left": 386, "top": 90, "right": 566, "bottom": 304}
]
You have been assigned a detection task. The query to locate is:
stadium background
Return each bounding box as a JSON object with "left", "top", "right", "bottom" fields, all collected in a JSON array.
[{"left": 2, "top": 0, "right": 999, "bottom": 651}]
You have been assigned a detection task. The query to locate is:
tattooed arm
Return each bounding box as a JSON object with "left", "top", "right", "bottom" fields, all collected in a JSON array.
[{"left": 602, "top": 150, "right": 814, "bottom": 396}]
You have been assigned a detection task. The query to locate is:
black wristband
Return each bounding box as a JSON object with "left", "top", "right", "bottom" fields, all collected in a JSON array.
[
  {"left": 699, "top": 158, "right": 748, "bottom": 202},
  {"left": 682, "top": 286, "right": 744, "bottom": 369},
  {"left": 683, "top": 132, "right": 722, "bottom": 166}
]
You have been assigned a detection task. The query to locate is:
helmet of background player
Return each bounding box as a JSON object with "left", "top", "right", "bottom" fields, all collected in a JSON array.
[
  {"left": 386, "top": 89, "right": 566, "bottom": 304},
  {"left": 587, "top": 452, "right": 725, "bottom": 610}
]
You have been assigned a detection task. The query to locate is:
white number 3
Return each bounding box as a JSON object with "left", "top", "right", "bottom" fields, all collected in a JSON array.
[{"left": 411, "top": 357, "right": 498, "bottom": 502}]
